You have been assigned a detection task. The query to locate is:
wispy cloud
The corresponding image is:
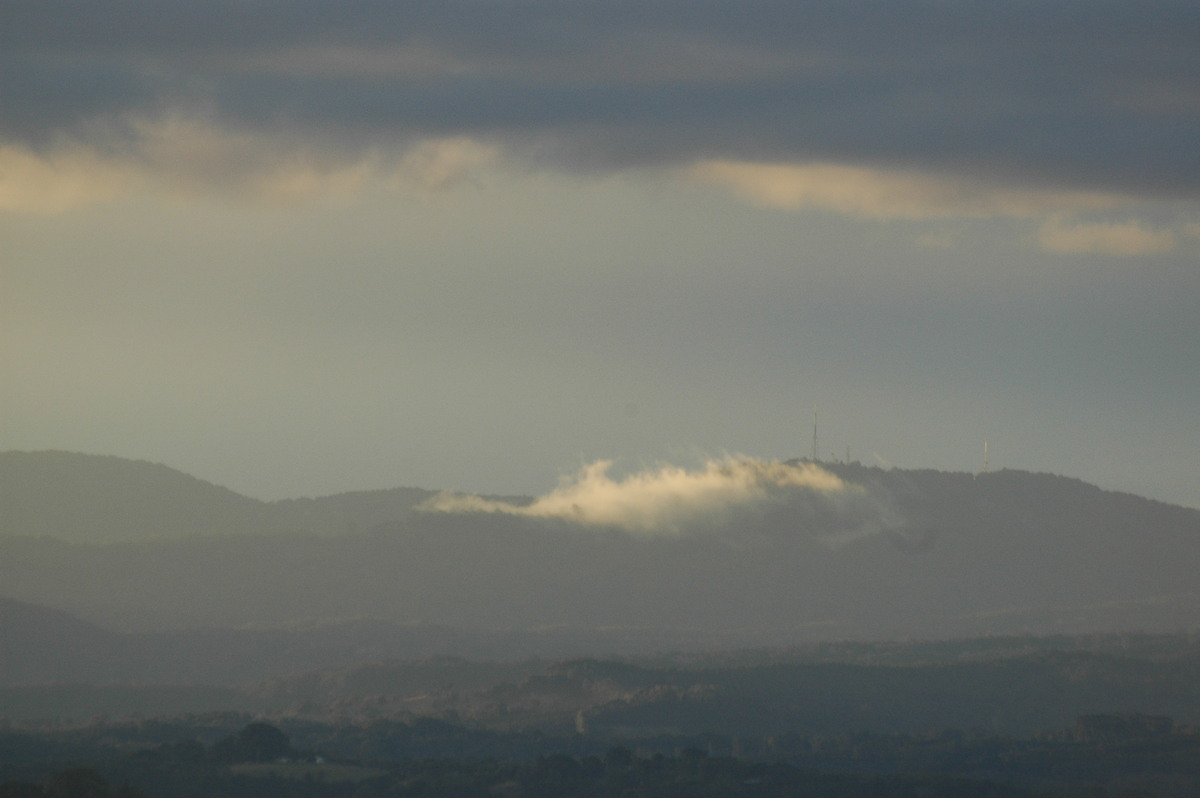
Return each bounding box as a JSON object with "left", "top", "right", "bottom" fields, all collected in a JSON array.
[
  {"left": 422, "top": 458, "right": 901, "bottom": 542},
  {"left": 1037, "top": 217, "right": 1178, "bottom": 256},
  {"left": 686, "top": 159, "right": 1195, "bottom": 254},
  {"left": 0, "top": 116, "right": 500, "bottom": 211},
  {"left": 390, "top": 137, "right": 499, "bottom": 193},
  {"left": 688, "top": 160, "right": 1122, "bottom": 221},
  {"left": 0, "top": 143, "right": 133, "bottom": 213}
]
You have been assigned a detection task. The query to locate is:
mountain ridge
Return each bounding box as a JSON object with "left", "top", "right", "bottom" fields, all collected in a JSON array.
[
  {"left": 5, "top": 449, "right": 1194, "bottom": 543},
  {"left": 0, "top": 453, "right": 1195, "bottom": 643},
  {"left": 0, "top": 450, "right": 444, "bottom": 542},
  {"left": 2, "top": 452, "right": 1199, "bottom": 726},
  {"left": 0, "top": 452, "right": 1196, "bottom": 643}
]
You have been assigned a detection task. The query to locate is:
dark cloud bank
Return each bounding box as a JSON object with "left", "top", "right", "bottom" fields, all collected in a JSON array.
[{"left": 4, "top": 0, "right": 1198, "bottom": 196}]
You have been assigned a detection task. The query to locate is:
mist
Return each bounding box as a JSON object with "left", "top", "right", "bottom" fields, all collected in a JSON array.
[{"left": 421, "top": 457, "right": 902, "bottom": 542}]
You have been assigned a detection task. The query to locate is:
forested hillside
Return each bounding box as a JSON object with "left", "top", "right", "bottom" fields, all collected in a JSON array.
[
  {"left": 0, "top": 451, "right": 438, "bottom": 542},
  {"left": 1, "top": 453, "right": 1196, "bottom": 640}
]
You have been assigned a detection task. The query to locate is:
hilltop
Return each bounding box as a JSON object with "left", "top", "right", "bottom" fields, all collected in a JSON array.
[
  {"left": 0, "top": 451, "right": 1196, "bottom": 643},
  {"left": 0, "top": 450, "right": 438, "bottom": 542}
]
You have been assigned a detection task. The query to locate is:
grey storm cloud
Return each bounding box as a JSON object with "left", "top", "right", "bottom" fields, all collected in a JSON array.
[{"left": 3, "top": 0, "right": 1199, "bottom": 195}]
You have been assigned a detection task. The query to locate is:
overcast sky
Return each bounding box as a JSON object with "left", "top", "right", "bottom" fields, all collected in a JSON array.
[{"left": 3, "top": 0, "right": 1198, "bottom": 507}]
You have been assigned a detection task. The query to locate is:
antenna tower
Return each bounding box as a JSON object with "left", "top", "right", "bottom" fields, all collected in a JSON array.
[
  {"left": 983, "top": 439, "right": 989, "bottom": 473},
  {"left": 812, "top": 408, "right": 818, "bottom": 462}
]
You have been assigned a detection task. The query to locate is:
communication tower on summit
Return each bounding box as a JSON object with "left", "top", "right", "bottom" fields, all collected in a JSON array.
[{"left": 812, "top": 409, "right": 818, "bottom": 462}]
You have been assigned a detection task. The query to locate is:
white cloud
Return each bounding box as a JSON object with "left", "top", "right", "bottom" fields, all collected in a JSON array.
[
  {"left": 0, "top": 143, "right": 135, "bottom": 213},
  {"left": 129, "top": 116, "right": 378, "bottom": 202},
  {"left": 1037, "top": 218, "right": 1177, "bottom": 256},
  {"left": 688, "top": 159, "right": 1199, "bottom": 257},
  {"left": 421, "top": 457, "right": 900, "bottom": 541},
  {"left": 389, "top": 137, "right": 499, "bottom": 192},
  {"left": 688, "top": 159, "right": 1123, "bottom": 221},
  {"left": 0, "top": 115, "right": 500, "bottom": 212}
]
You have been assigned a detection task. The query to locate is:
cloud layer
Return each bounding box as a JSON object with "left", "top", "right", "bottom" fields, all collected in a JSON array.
[
  {"left": 422, "top": 458, "right": 900, "bottom": 541},
  {"left": 3, "top": 1, "right": 1198, "bottom": 201}
]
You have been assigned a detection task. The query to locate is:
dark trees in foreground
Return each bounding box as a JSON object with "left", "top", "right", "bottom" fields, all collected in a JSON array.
[
  {"left": 6, "top": 715, "right": 1200, "bottom": 798},
  {"left": 210, "top": 722, "right": 293, "bottom": 764},
  {"left": 0, "top": 768, "right": 144, "bottom": 798}
]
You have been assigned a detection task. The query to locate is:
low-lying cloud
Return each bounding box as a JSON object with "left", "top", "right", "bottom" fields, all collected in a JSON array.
[{"left": 421, "top": 458, "right": 901, "bottom": 541}]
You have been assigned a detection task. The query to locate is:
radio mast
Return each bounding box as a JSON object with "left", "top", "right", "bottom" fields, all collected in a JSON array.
[
  {"left": 983, "top": 439, "right": 989, "bottom": 473},
  {"left": 812, "top": 408, "right": 818, "bottom": 462}
]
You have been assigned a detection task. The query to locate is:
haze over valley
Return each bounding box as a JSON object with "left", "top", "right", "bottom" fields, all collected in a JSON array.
[{"left": 3, "top": 3, "right": 1199, "bottom": 792}]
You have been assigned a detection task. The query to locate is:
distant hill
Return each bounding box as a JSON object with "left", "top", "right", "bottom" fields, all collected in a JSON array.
[
  {"left": 247, "top": 638, "right": 1200, "bottom": 737},
  {"left": 268, "top": 486, "right": 444, "bottom": 537},
  {"left": 0, "top": 594, "right": 719, "bottom": 691},
  {"left": 0, "top": 596, "right": 118, "bottom": 685},
  {"left": 0, "top": 451, "right": 267, "bottom": 541},
  {"left": 0, "top": 451, "right": 438, "bottom": 542},
  {"left": 6, "top": 595, "right": 1200, "bottom": 736},
  {"left": 0, "top": 452, "right": 1196, "bottom": 643}
]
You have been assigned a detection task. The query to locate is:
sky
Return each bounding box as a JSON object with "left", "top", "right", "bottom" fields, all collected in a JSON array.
[{"left": 2, "top": 0, "right": 1198, "bottom": 508}]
